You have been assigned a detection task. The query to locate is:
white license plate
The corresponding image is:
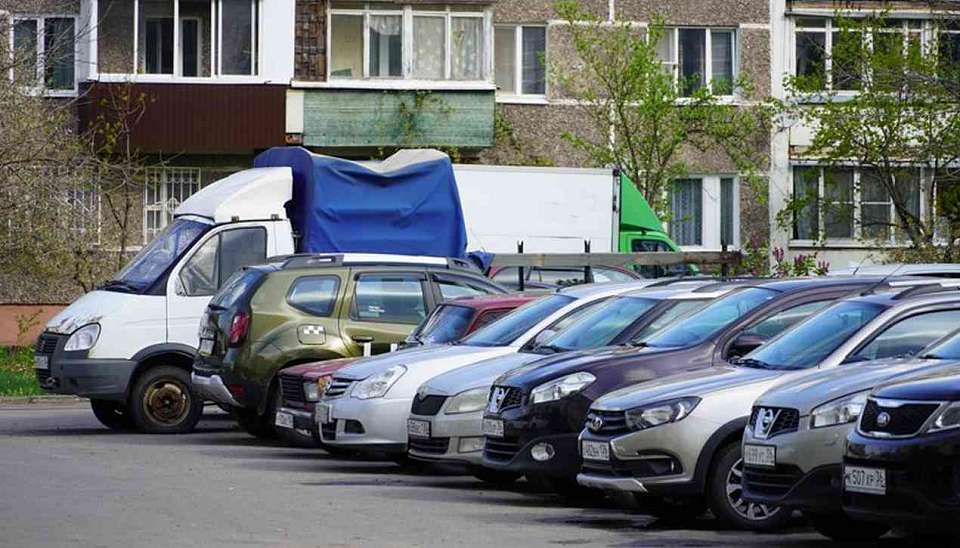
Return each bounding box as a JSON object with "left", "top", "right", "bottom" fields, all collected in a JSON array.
[
  {"left": 582, "top": 440, "right": 610, "bottom": 461},
  {"left": 34, "top": 355, "right": 49, "bottom": 370},
  {"left": 844, "top": 465, "right": 886, "bottom": 495},
  {"left": 407, "top": 419, "right": 431, "bottom": 438},
  {"left": 743, "top": 444, "right": 776, "bottom": 468},
  {"left": 482, "top": 418, "right": 504, "bottom": 437},
  {"left": 274, "top": 411, "right": 294, "bottom": 429},
  {"left": 315, "top": 403, "right": 332, "bottom": 425},
  {"left": 198, "top": 338, "right": 214, "bottom": 356}
]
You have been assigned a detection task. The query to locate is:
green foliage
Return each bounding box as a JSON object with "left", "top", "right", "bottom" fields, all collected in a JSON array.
[
  {"left": 0, "top": 347, "right": 41, "bottom": 397},
  {"left": 551, "top": 0, "right": 773, "bottom": 220}
]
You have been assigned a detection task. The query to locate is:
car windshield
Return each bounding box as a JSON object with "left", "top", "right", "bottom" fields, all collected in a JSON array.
[
  {"left": 210, "top": 269, "right": 266, "bottom": 309},
  {"left": 461, "top": 294, "right": 575, "bottom": 347},
  {"left": 742, "top": 301, "right": 886, "bottom": 370},
  {"left": 412, "top": 304, "right": 475, "bottom": 345},
  {"left": 629, "top": 299, "right": 709, "bottom": 343},
  {"left": 110, "top": 219, "right": 210, "bottom": 293},
  {"left": 922, "top": 330, "right": 960, "bottom": 360},
  {"left": 540, "top": 297, "right": 658, "bottom": 351},
  {"left": 643, "top": 287, "right": 778, "bottom": 348}
]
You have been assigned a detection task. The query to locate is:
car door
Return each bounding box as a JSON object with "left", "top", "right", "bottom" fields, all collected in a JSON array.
[
  {"left": 166, "top": 225, "right": 268, "bottom": 347},
  {"left": 339, "top": 271, "right": 433, "bottom": 356}
]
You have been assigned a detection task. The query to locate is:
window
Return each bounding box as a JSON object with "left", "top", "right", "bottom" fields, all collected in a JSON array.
[
  {"left": 670, "top": 179, "right": 703, "bottom": 246},
  {"left": 436, "top": 276, "right": 489, "bottom": 300},
  {"left": 656, "top": 28, "right": 736, "bottom": 96},
  {"left": 179, "top": 235, "right": 219, "bottom": 296},
  {"left": 353, "top": 275, "right": 427, "bottom": 324},
  {"left": 851, "top": 309, "right": 960, "bottom": 362},
  {"left": 9, "top": 16, "right": 76, "bottom": 93},
  {"left": 144, "top": 167, "right": 204, "bottom": 244},
  {"left": 791, "top": 166, "right": 923, "bottom": 244},
  {"left": 329, "top": 3, "right": 489, "bottom": 81},
  {"left": 495, "top": 25, "right": 546, "bottom": 97},
  {"left": 472, "top": 309, "right": 509, "bottom": 330},
  {"left": 288, "top": 276, "right": 341, "bottom": 317},
  {"left": 177, "top": 226, "right": 266, "bottom": 297},
  {"left": 742, "top": 300, "right": 831, "bottom": 340},
  {"left": 99, "top": 0, "right": 258, "bottom": 78}
]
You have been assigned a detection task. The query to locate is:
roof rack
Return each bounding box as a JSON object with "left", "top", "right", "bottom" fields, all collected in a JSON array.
[
  {"left": 280, "top": 253, "right": 475, "bottom": 271},
  {"left": 890, "top": 280, "right": 960, "bottom": 300}
]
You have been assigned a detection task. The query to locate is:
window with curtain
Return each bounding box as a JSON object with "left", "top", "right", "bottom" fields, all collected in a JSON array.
[
  {"left": 413, "top": 16, "right": 445, "bottom": 79},
  {"left": 671, "top": 179, "right": 703, "bottom": 246},
  {"left": 495, "top": 25, "right": 546, "bottom": 96},
  {"left": 656, "top": 28, "right": 736, "bottom": 97},
  {"left": 369, "top": 15, "right": 403, "bottom": 77},
  {"left": 452, "top": 17, "right": 483, "bottom": 80}
]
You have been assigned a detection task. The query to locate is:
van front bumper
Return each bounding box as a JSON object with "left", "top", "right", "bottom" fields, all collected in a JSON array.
[
  {"left": 191, "top": 373, "right": 242, "bottom": 407},
  {"left": 38, "top": 357, "right": 137, "bottom": 401}
]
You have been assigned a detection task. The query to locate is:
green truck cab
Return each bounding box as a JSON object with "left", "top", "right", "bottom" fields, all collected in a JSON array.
[{"left": 617, "top": 174, "right": 696, "bottom": 277}]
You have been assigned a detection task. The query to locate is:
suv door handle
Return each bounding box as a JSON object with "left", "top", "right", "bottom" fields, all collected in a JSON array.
[{"left": 352, "top": 336, "right": 374, "bottom": 343}]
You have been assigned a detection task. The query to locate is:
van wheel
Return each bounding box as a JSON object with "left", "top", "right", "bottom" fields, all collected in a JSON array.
[
  {"left": 90, "top": 399, "right": 133, "bottom": 430},
  {"left": 807, "top": 513, "right": 889, "bottom": 541},
  {"left": 707, "top": 442, "right": 792, "bottom": 531},
  {"left": 128, "top": 366, "right": 202, "bottom": 434},
  {"left": 236, "top": 383, "right": 278, "bottom": 439}
]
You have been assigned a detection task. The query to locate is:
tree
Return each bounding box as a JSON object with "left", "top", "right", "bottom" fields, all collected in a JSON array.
[
  {"left": 780, "top": 11, "right": 960, "bottom": 261},
  {"left": 551, "top": 0, "right": 774, "bottom": 226}
]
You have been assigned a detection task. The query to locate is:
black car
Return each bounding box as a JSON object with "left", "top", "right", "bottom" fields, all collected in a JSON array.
[
  {"left": 843, "top": 362, "right": 960, "bottom": 538},
  {"left": 480, "top": 277, "right": 886, "bottom": 491}
]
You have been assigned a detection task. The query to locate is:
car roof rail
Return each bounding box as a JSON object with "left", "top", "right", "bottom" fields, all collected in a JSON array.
[
  {"left": 890, "top": 280, "right": 960, "bottom": 300},
  {"left": 281, "top": 253, "right": 470, "bottom": 271}
]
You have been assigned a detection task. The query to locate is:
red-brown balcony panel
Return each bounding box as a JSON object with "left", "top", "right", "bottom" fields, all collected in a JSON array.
[{"left": 79, "top": 83, "right": 286, "bottom": 154}]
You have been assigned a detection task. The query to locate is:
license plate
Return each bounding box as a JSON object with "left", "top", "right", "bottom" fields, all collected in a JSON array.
[
  {"left": 743, "top": 444, "right": 776, "bottom": 468},
  {"left": 844, "top": 465, "right": 886, "bottom": 495},
  {"left": 34, "top": 355, "right": 49, "bottom": 370},
  {"left": 315, "top": 403, "right": 332, "bottom": 425},
  {"left": 198, "top": 338, "right": 214, "bottom": 356},
  {"left": 582, "top": 440, "right": 610, "bottom": 461},
  {"left": 407, "top": 419, "right": 430, "bottom": 438},
  {"left": 274, "top": 411, "right": 294, "bottom": 429},
  {"left": 482, "top": 418, "right": 504, "bottom": 437}
]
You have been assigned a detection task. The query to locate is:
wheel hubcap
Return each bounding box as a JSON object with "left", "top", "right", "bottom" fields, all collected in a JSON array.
[
  {"left": 726, "top": 458, "right": 780, "bottom": 521},
  {"left": 143, "top": 379, "right": 190, "bottom": 425}
]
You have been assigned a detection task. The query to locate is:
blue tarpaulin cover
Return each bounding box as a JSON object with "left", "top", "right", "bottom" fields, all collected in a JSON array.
[{"left": 254, "top": 147, "right": 468, "bottom": 258}]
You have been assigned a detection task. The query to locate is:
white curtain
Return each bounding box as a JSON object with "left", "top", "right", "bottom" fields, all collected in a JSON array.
[
  {"left": 414, "top": 16, "right": 445, "bottom": 79},
  {"left": 369, "top": 15, "right": 401, "bottom": 36},
  {"left": 451, "top": 17, "right": 482, "bottom": 80},
  {"left": 671, "top": 179, "right": 703, "bottom": 246}
]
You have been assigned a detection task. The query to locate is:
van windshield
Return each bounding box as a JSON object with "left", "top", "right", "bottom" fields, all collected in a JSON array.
[{"left": 109, "top": 219, "right": 210, "bottom": 293}]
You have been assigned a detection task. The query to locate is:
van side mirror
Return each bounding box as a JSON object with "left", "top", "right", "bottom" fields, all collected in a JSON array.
[{"left": 728, "top": 334, "right": 765, "bottom": 358}]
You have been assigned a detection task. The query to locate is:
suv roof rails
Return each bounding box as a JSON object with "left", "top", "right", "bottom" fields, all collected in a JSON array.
[
  {"left": 890, "top": 280, "right": 960, "bottom": 300},
  {"left": 280, "top": 253, "right": 474, "bottom": 271}
]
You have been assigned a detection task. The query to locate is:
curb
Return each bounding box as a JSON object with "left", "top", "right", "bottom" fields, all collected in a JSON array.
[{"left": 0, "top": 395, "right": 86, "bottom": 406}]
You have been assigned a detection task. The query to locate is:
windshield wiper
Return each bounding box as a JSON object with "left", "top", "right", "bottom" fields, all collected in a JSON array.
[
  {"left": 733, "top": 357, "right": 775, "bottom": 369},
  {"left": 534, "top": 343, "right": 569, "bottom": 355},
  {"left": 99, "top": 279, "right": 141, "bottom": 293},
  {"left": 626, "top": 340, "right": 649, "bottom": 348}
]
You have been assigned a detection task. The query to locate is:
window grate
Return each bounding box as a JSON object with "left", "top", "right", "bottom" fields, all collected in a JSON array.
[{"left": 143, "top": 167, "right": 204, "bottom": 244}]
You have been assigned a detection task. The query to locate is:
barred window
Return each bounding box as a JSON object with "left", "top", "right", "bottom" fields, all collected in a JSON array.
[{"left": 144, "top": 168, "right": 204, "bottom": 244}]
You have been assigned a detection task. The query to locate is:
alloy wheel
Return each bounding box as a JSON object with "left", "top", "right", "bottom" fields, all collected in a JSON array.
[{"left": 725, "top": 458, "right": 781, "bottom": 522}]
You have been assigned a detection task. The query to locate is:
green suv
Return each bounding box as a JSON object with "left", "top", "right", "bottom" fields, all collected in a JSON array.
[{"left": 192, "top": 254, "right": 507, "bottom": 436}]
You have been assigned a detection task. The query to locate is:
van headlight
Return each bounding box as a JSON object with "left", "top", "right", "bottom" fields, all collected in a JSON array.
[
  {"left": 352, "top": 365, "right": 406, "bottom": 400},
  {"left": 64, "top": 324, "right": 101, "bottom": 352},
  {"left": 811, "top": 391, "right": 868, "bottom": 429},
  {"left": 445, "top": 388, "right": 488, "bottom": 414},
  {"left": 624, "top": 397, "right": 701, "bottom": 431},
  {"left": 530, "top": 372, "right": 596, "bottom": 404}
]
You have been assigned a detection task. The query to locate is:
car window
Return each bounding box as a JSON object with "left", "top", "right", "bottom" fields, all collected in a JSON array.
[
  {"left": 353, "top": 275, "right": 426, "bottom": 324},
  {"left": 631, "top": 299, "right": 708, "bottom": 342},
  {"left": 179, "top": 235, "right": 219, "bottom": 296},
  {"left": 461, "top": 294, "right": 575, "bottom": 347},
  {"left": 742, "top": 300, "right": 830, "bottom": 339},
  {"left": 923, "top": 330, "right": 960, "bottom": 359},
  {"left": 631, "top": 239, "right": 686, "bottom": 278},
  {"left": 472, "top": 309, "right": 510, "bottom": 330},
  {"left": 746, "top": 301, "right": 886, "bottom": 370},
  {"left": 536, "top": 269, "right": 588, "bottom": 287},
  {"left": 414, "top": 304, "right": 474, "bottom": 344},
  {"left": 645, "top": 287, "right": 778, "bottom": 348},
  {"left": 544, "top": 297, "right": 658, "bottom": 351},
  {"left": 288, "top": 276, "right": 341, "bottom": 317},
  {"left": 435, "top": 275, "right": 494, "bottom": 300},
  {"left": 593, "top": 268, "right": 637, "bottom": 283},
  {"left": 211, "top": 269, "right": 265, "bottom": 308},
  {"left": 851, "top": 309, "right": 960, "bottom": 362},
  {"left": 218, "top": 228, "right": 266, "bottom": 286}
]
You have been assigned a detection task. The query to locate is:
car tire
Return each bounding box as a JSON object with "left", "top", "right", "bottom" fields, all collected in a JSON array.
[
  {"left": 707, "top": 442, "right": 792, "bottom": 532},
  {"left": 236, "top": 383, "right": 279, "bottom": 439},
  {"left": 90, "top": 399, "right": 133, "bottom": 430},
  {"left": 611, "top": 492, "right": 708, "bottom": 522},
  {"left": 128, "top": 366, "right": 203, "bottom": 434},
  {"left": 806, "top": 512, "right": 890, "bottom": 541},
  {"left": 471, "top": 467, "right": 522, "bottom": 486}
]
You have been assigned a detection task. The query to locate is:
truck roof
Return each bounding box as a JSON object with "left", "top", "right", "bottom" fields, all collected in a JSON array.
[
  {"left": 277, "top": 253, "right": 478, "bottom": 272},
  {"left": 174, "top": 167, "right": 291, "bottom": 224}
]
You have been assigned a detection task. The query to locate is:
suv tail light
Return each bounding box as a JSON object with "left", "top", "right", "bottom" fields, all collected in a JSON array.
[{"left": 228, "top": 312, "right": 250, "bottom": 346}]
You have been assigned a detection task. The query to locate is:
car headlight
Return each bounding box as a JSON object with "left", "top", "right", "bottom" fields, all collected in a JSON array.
[
  {"left": 303, "top": 381, "right": 320, "bottom": 402},
  {"left": 624, "top": 397, "right": 701, "bottom": 431},
  {"left": 352, "top": 365, "right": 406, "bottom": 400},
  {"left": 64, "top": 324, "right": 101, "bottom": 352},
  {"left": 928, "top": 401, "right": 960, "bottom": 433},
  {"left": 811, "top": 391, "right": 868, "bottom": 429},
  {"left": 531, "top": 372, "right": 596, "bottom": 405},
  {"left": 445, "top": 388, "right": 488, "bottom": 414}
]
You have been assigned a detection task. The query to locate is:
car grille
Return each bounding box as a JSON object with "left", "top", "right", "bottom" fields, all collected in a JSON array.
[
  {"left": 585, "top": 409, "right": 630, "bottom": 436},
  {"left": 35, "top": 333, "right": 61, "bottom": 355},
  {"left": 859, "top": 398, "right": 940, "bottom": 438},
  {"left": 324, "top": 378, "right": 354, "bottom": 398},
  {"left": 742, "top": 464, "right": 804, "bottom": 498},
  {"left": 411, "top": 395, "right": 447, "bottom": 416},
  {"left": 749, "top": 406, "right": 800, "bottom": 438},
  {"left": 488, "top": 386, "right": 524, "bottom": 412},
  {"left": 408, "top": 437, "right": 449, "bottom": 455},
  {"left": 279, "top": 375, "right": 305, "bottom": 403},
  {"left": 483, "top": 436, "right": 521, "bottom": 462}
]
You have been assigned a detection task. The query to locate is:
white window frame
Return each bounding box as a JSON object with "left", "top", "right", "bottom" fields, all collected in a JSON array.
[
  {"left": 326, "top": 2, "right": 492, "bottom": 85},
  {"left": 7, "top": 14, "right": 79, "bottom": 97},
  {"left": 143, "top": 167, "right": 204, "bottom": 244},
  {"left": 657, "top": 27, "right": 738, "bottom": 98},
  {"left": 666, "top": 175, "right": 740, "bottom": 250},
  {"left": 494, "top": 24, "right": 548, "bottom": 103}
]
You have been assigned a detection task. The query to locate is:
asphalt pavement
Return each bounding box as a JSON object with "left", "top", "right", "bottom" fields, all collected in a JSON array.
[{"left": 0, "top": 404, "right": 906, "bottom": 547}]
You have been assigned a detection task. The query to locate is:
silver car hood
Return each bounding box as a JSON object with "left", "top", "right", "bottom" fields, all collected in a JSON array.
[
  {"left": 334, "top": 344, "right": 495, "bottom": 381},
  {"left": 594, "top": 365, "right": 782, "bottom": 411},
  {"left": 420, "top": 351, "right": 545, "bottom": 396},
  {"left": 755, "top": 357, "right": 950, "bottom": 415}
]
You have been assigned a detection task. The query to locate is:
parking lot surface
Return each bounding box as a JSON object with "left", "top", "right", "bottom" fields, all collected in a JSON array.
[{"left": 0, "top": 405, "right": 900, "bottom": 547}]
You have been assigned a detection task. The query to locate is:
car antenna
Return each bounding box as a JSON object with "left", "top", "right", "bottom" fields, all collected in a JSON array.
[
  {"left": 850, "top": 254, "right": 871, "bottom": 276},
  {"left": 860, "top": 263, "right": 905, "bottom": 296}
]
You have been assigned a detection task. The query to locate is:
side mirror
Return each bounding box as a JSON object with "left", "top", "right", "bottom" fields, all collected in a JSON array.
[
  {"left": 532, "top": 329, "right": 558, "bottom": 347},
  {"left": 729, "top": 334, "right": 765, "bottom": 358}
]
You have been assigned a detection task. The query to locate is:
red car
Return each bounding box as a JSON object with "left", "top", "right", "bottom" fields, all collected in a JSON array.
[{"left": 275, "top": 293, "right": 540, "bottom": 448}]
